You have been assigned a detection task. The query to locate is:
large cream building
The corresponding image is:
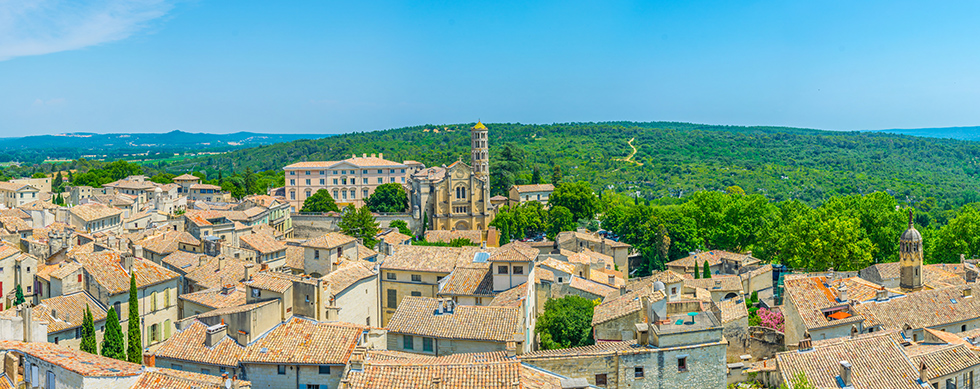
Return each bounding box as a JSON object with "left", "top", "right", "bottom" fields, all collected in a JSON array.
[
  {"left": 283, "top": 154, "right": 424, "bottom": 211},
  {"left": 410, "top": 122, "right": 493, "bottom": 231}
]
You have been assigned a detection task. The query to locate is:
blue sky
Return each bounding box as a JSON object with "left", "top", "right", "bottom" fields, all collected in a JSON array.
[{"left": 2, "top": 1, "right": 979, "bottom": 136}]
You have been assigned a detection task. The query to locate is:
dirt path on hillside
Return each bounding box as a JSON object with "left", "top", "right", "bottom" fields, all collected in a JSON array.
[{"left": 613, "top": 137, "right": 642, "bottom": 166}]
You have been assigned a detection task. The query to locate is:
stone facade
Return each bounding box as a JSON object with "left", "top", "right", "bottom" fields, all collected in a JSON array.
[
  {"left": 243, "top": 363, "right": 343, "bottom": 389},
  {"left": 380, "top": 270, "right": 445, "bottom": 326}
]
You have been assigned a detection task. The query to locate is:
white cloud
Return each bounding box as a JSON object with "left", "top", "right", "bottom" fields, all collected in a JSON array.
[{"left": 0, "top": 0, "right": 176, "bottom": 61}]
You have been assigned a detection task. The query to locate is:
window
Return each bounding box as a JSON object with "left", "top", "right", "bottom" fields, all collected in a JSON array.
[
  {"left": 390, "top": 177, "right": 395, "bottom": 183},
  {"left": 363, "top": 189, "right": 369, "bottom": 198},
  {"left": 290, "top": 191, "right": 296, "bottom": 200},
  {"left": 350, "top": 190, "right": 356, "bottom": 199},
  {"left": 671, "top": 287, "right": 677, "bottom": 295},
  {"left": 423, "top": 337, "right": 434, "bottom": 352},
  {"left": 362, "top": 178, "right": 368, "bottom": 184},
  {"left": 378, "top": 169, "right": 383, "bottom": 174},
  {"left": 278, "top": 365, "right": 286, "bottom": 375},
  {"left": 172, "top": 364, "right": 183, "bottom": 370},
  {"left": 963, "top": 325, "right": 968, "bottom": 332},
  {"left": 319, "top": 365, "right": 331, "bottom": 374},
  {"left": 342, "top": 191, "right": 347, "bottom": 200},
  {"left": 306, "top": 190, "right": 311, "bottom": 198},
  {"left": 411, "top": 291, "right": 422, "bottom": 297},
  {"left": 595, "top": 374, "right": 607, "bottom": 386},
  {"left": 390, "top": 169, "right": 395, "bottom": 173},
  {"left": 290, "top": 171, "right": 296, "bottom": 175},
  {"left": 314, "top": 250, "right": 320, "bottom": 260},
  {"left": 150, "top": 324, "right": 159, "bottom": 342},
  {"left": 305, "top": 171, "right": 311, "bottom": 175},
  {"left": 411, "top": 274, "right": 422, "bottom": 282},
  {"left": 513, "top": 266, "right": 524, "bottom": 275},
  {"left": 307, "top": 385, "right": 320, "bottom": 389},
  {"left": 320, "top": 179, "right": 325, "bottom": 185},
  {"left": 387, "top": 289, "right": 397, "bottom": 308},
  {"left": 290, "top": 179, "right": 295, "bottom": 186},
  {"left": 362, "top": 170, "right": 368, "bottom": 174},
  {"left": 678, "top": 357, "right": 688, "bottom": 371},
  {"left": 333, "top": 178, "right": 338, "bottom": 185},
  {"left": 252, "top": 288, "right": 261, "bottom": 297},
  {"left": 401, "top": 177, "right": 405, "bottom": 183},
  {"left": 164, "top": 290, "right": 171, "bottom": 307},
  {"left": 634, "top": 367, "right": 644, "bottom": 378},
  {"left": 202, "top": 369, "right": 210, "bottom": 375},
  {"left": 54, "top": 336, "right": 59, "bottom": 344},
  {"left": 76, "top": 328, "right": 82, "bottom": 338},
  {"left": 305, "top": 179, "right": 311, "bottom": 185},
  {"left": 401, "top": 169, "right": 406, "bottom": 173},
  {"left": 377, "top": 177, "right": 383, "bottom": 183},
  {"left": 403, "top": 335, "right": 414, "bottom": 350},
  {"left": 498, "top": 265, "right": 508, "bottom": 274},
  {"left": 386, "top": 272, "right": 396, "bottom": 280}
]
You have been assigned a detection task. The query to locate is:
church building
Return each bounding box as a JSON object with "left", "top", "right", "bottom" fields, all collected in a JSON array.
[
  {"left": 410, "top": 122, "right": 494, "bottom": 232},
  {"left": 899, "top": 209, "right": 923, "bottom": 292}
]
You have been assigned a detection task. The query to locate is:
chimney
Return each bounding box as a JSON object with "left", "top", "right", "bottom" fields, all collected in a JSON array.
[
  {"left": 51, "top": 309, "right": 57, "bottom": 320},
  {"left": 838, "top": 284, "right": 848, "bottom": 303},
  {"left": 876, "top": 289, "right": 888, "bottom": 301},
  {"left": 362, "top": 153, "right": 367, "bottom": 158},
  {"left": 218, "top": 256, "right": 225, "bottom": 271},
  {"left": 120, "top": 253, "right": 135, "bottom": 272},
  {"left": 206, "top": 323, "right": 228, "bottom": 348},
  {"left": 379, "top": 153, "right": 384, "bottom": 159},
  {"left": 3, "top": 353, "right": 18, "bottom": 385},
  {"left": 199, "top": 255, "right": 207, "bottom": 268},
  {"left": 436, "top": 300, "right": 444, "bottom": 315},
  {"left": 22, "top": 304, "right": 32, "bottom": 342},
  {"left": 430, "top": 377, "right": 442, "bottom": 389},
  {"left": 244, "top": 263, "right": 255, "bottom": 281},
  {"left": 132, "top": 244, "right": 143, "bottom": 259},
  {"left": 797, "top": 338, "right": 812, "bottom": 351},
  {"left": 635, "top": 323, "right": 650, "bottom": 346},
  {"left": 505, "top": 341, "right": 517, "bottom": 357},
  {"left": 919, "top": 362, "right": 928, "bottom": 383},
  {"left": 619, "top": 285, "right": 627, "bottom": 297},
  {"left": 608, "top": 275, "right": 615, "bottom": 285},
  {"left": 850, "top": 324, "right": 858, "bottom": 338},
  {"left": 839, "top": 361, "right": 852, "bottom": 387}
]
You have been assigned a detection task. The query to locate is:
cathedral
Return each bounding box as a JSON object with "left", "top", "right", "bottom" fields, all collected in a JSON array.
[{"left": 410, "top": 122, "right": 494, "bottom": 231}]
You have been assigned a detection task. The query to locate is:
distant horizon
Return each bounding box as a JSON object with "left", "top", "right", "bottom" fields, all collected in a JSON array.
[
  {"left": 3, "top": 2, "right": 979, "bottom": 136},
  {"left": 3, "top": 122, "right": 980, "bottom": 138}
]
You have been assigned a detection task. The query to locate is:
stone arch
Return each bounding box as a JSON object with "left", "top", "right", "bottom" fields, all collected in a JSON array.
[
  {"left": 723, "top": 292, "right": 739, "bottom": 300},
  {"left": 454, "top": 220, "right": 470, "bottom": 230}
]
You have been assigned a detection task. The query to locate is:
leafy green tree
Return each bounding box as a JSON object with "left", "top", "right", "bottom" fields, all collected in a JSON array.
[
  {"left": 338, "top": 205, "right": 380, "bottom": 248},
  {"left": 366, "top": 183, "right": 409, "bottom": 213},
  {"left": 931, "top": 205, "right": 980, "bottom": 263},
  {"left": 80, "top": 305, "right": 98, "bottom": 354},
  {"left": 535, "top": 295, "right": 595, "bottom": 350},
  {"left": 551, "top": 165, "right": 562, "bottom": 185},
  {"left": 13, "top": 285, "right": 24, "bottom": 305},
  {"left": 702, "top": 260, "right": 711, "bottom": 278},
  {"left": 101, "top": 307, "right": 125, "bottom": 361},
  {"left": 389, "top": 220, "right": 412, "bottom": 236},
  {"left": 149, "top": 173, "right": 175, "bottom": 184},
  {"left": 531, "top": 166, "right": 541, "bottom": 184},
  {"left": 302, "top": 189, "right": 340, "bottom": 213},
  {"left": 546, "top": 206, "right": 575, "bottom": 240},
  {"left": 53, "top": 193, "right": 64, "bottom": 206},
  {"left": 549, "top": 182, "right": 599, "bottom": 221},
  {"left": 127, "top": 273, "right": 141, "bottom": 363},
  {"left": 31, "top": 172, "right": 46, "bottom": 179}
]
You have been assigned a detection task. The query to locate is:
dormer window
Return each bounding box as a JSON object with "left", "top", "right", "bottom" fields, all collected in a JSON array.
[{"left": 498, "top": 265, "right": 508, "bottom": 275}]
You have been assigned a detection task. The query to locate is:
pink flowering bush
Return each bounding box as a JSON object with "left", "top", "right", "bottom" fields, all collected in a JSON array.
[{"left": 757, "top": 308, "right": 784, "bottom": 333}]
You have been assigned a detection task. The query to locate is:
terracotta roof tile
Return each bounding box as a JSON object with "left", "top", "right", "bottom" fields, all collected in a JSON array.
[
  {"left": 424, "top": 230, "right": 482, "bottom": 244},
  {"left": 568, "top": 276, "right": 618, "bottom": 298},
  {"left": 179, "top": 286, "right": 246, "bottom": 310},
  {"left": 284, "top": 246, "right": 305, "bottom": 271},
  {"left": 302, "top": 232, "right": 357, "bottom": 249},
  {"left": 381, "top": 246, "right": 489, "bottom": 273},
  {"left": 161, "top": 251, "right": 209, "bottom": 274},
  {"left": 438, "top": 264, "right": 494, "bottom": 297},
  {"left": 717, "top": 295, "right": 749, "bottom": 323},
  {"left": 855, "top": 284, "right": 980, "bottom": 330},
  {"left": 512, "top": 184, "right": 554, "bottom": 193},
  {"left": 0, "top": 340, "right": 143, "bottom": 377},
  {"left": 0, "top": 292, "right": 107, "bottom": 334},
  {"left": 74, "top": 251, "right": 179, "bottom": 295},
  {"left": 666, "top": 250, "right": 757, "bottom": 269},
  {"left": 240, "top": 317, "right": 363, "bottom": 365},
  {"left": 323, "top": 261, "right": 376, "bottom": 294},
  {"left": 152, "top": 321, "right": 245, "bottom": 368},
  {"left": 488, "top": 283, "right": 528, "bottom": 308},
  {"left": 70, "top": 203, "right": 121, "bottom": 222},
  {"left": 592, "top": 286, "right": 664, "bottom": 326},
  {"left": 133, "top": 368, "right": 251, "bottom": 389},
  {"left": 387, "top": 297, "right": 522, "bottom": 342},
  {"left": 185, "top": 258, "right": 252, "bottom": 290},
  {"left": 489, "top": 241, "right": 537, "bottom": 263},
  {"left": 775, "top": 333, "right": 924, "bottom": 389},
  {"left": 244, "top": 271, "right": 317, "bottom": 293},
  {"left": 239, "top": 232, "right": 286, "bottom": 254},
  {"left": 784, "top": 276, "right": 864, "bottom": 330}
]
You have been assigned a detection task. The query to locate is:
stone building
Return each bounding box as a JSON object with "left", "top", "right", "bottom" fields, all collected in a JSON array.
[
  {"left": 410, "top": 122, "right": 493, "bottom": 232},
  {"left": 283, "top": 155, "right": 423, "bottom": 211},
  {"left": 385, "top": 296, "right": 522, "bottom": 356},
  {"left": 508, "top": 183, "right": 555, "bottom": 207},
  {"left": 900, "top": 210, "right": 924, "bottom": 292}
]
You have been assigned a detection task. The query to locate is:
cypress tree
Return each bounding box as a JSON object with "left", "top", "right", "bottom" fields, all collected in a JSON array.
[
  {"left": 694, "top": 261, "right": 700, "bottom": 279},
  {"left": 13, "top": 285, "right": 24, "bottom": 305},
  {"left": 703, "top": 260, "right": 712, "bottom": 278},
  {"left": 126, "top": 273, "right": 142, "bottom": 363},
  {"left": 101, "top": 307, "right": 125, "bottom": 361},
  {"left": 80, "top": 305, "right": 97, "bottom": 354}
]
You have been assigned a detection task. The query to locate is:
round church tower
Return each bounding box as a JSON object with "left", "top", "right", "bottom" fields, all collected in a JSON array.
[{"left": 899, "top": 209, "right": 923, "bottom": 292}]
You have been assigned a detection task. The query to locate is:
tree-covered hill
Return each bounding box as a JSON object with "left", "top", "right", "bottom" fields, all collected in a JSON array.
[{"left": 165, "top": 121, "right": 980, "bottom": 211}]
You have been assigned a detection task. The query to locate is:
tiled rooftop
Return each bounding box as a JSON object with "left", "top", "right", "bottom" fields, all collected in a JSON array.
[
  {"left": 567, "top": 276, "right": 618, "bottom": 297},
  {"left": 716, "top": 296, "right": 749, "bottom": 323},
  {"left": 591, "top": 286, "right": 664, "bottom": 326},
  {"left": 489, "top": 241, "right": 537, "bottom": 263},
  {"left": 0, "top": 292, "right": 107, "bottom": 334},
  {"left": 513, "top": 184, "right": 555, "bottom": 193},
  {"left": 438, "top": 263, "right": 494, "bottom": 297},
  {"left": 70, "top": 203, "right": 122, "bottom": 222},
  {"left": 133, "top": 368, "right": 251, "bottom": 389},
  {"left": 387, "top": 297, "right": 522, "bottom": 343},
  {"left": 775, "top": 332, "right": 924, "bottom": 389},
  {"left": 74, "top": 251, "right": 179, "bottom": 295},
  {"left": 239, "top": 232, "right": 286, "bottom": 254},
  {"left": 381, "top": 246, "right": 489, "bottom": 273},
  {"left": 423, "top": 230, "right": 483, "bottom": 244},
  {"left": 666, "top": 250, "right": 756, "bottom": 269},
  {"left": 185, "top": 257, "right": 252, "bottom": 290},
  {"left": 152, "top": 321, "right": 245, "bottom": 368},
  {"left": 784, "top": 276, "right": 864, "bottom": 330},
  {"left": 855, "top": 284, "right": 980, "bottom": 330},
  {"left": 0, "top": 340, "right": 144, "bottom": 377},
  {"left": 240, "top": 317, "right": 363, "bottom": 365},
  {"left": 161, "top": 251, "right": 209, "bottom": 274},
  {"left": 302, "top": 232, "right": 357, "bottom": 249},
  {"left": 179, "top": 286, "right": 246, "bottom": 310},
  {"left": 244, "top": 271, "right": 317, "bottom": 293},
  {"left": 488, "top": 283, "right": 528, "bottom": 308},
  {"left": 322, "top": 260, "right": 376, "bottom": 294}
]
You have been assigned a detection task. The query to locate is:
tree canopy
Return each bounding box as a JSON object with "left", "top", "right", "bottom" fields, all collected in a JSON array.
[
  {"left": 550, "top": 182, "right": 600, "bottom": 222},
  {"left": 101, "top": 307, "right": 125, "bottom": 361},
  {"left": 535, "top": 295, "right": 595, "bottom": 350},
  {"left": 302, "top": 189, "right": 340, "bottom": 213},
  {"left": 338, "top": 205, "right": 380, "bottom": 248},
  {"left": 366, "top": 183, "right": 409, "bottom": 213}
]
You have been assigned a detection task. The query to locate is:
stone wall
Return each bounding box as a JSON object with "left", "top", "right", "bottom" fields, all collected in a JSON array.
[
  {"left": 290, "top": 213, "right": 418, "bottom": 240},
  {"left": 521, "top": 354, "right": 619, "bottom": 388},
  {"left": 244, "top": 363, "right": 342, "bottom": 389}
]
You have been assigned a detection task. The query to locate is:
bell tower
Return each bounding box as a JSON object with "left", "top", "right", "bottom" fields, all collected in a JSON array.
[
  {"left": 899, "top": 209, "right": 923, "bottom": 292},
  {"left": 471, "top": 121, "right": 489, "bottom": 176}
]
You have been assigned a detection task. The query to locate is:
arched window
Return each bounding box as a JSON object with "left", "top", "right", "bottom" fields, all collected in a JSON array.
[
  {"left": 305, "top": 190, "right": 311, "bottom": 198},
  {"left": 350, "top": 190, "right": 356, "bottom": 199},
  {"left": 333, "top": 190, "right": 339, "bottom": 199}
]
